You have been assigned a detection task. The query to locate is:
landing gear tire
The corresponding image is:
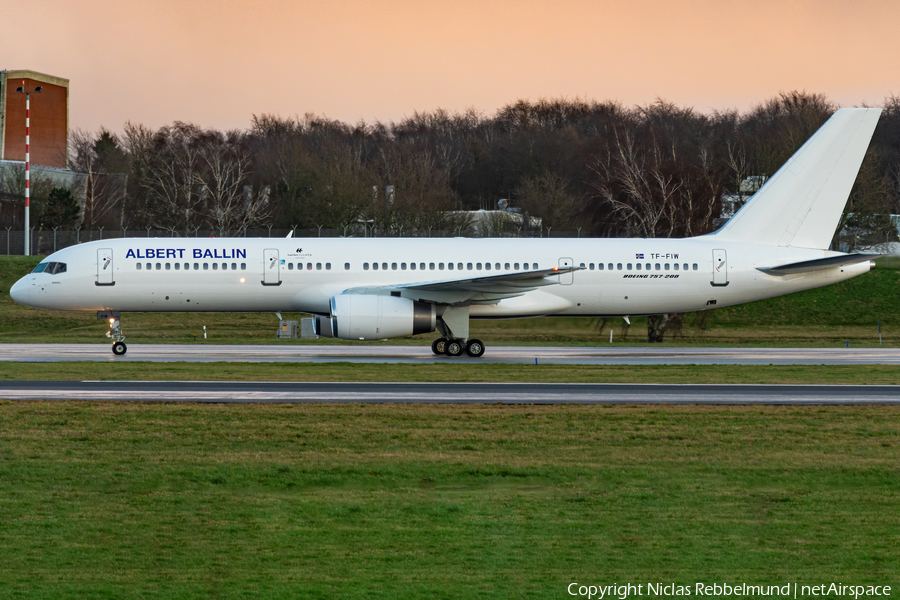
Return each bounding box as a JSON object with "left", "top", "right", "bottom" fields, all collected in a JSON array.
[
  {"left": 432, "top": 338, "right": 448, "bottom": 355},
  {"left": 444, "top": 339, "right": 464, "bottom": 357},
  {"left": 112, "top": 342, "right": 127, "bottom": 356},
  {"left": 465, "top": 339, "right": 485, "bottom": 358}
]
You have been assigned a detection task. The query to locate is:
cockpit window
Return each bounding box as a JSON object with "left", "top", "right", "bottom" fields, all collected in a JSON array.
[{"left": 31, "top": 262, "right": 66, "bottom": 274}]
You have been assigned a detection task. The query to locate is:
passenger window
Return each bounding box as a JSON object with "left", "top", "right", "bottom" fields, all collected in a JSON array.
[
  {"left": 655, "top": 263, "right": 660, "bottom": 270},
  {"left": 477, "top": 263, "right": 482, "bottom": 270},
  {"left": 674, "top": 264, "right": 679, "bottom": 271},
  {"left": 326, "top": 263, "right": 331, "bottom": 270},
  {"left": 195, "top": 263, "right": 200, "bottom": 270},
  {"left": 175, "top": 263, "right": 180, "bottom": 270},
  {"left": 410, "top": 263, "right": 416, "bottom": 270},
  {"left": 598, "top": 263, "right": 604, "bottom": 270},
  {"left": 439, "top": 263, "right": 445, "bottom": 270},
  {"left": 467, "top": 263, "right": 473, "bottom": 270},
  {"left": 419, "top": 263, "right": 425, "bottom": 270},
  {"left": 429, "top": 263, "right": 435, "bottom": 270},
  {"left": 137, "top": 263, "right": 142, "bottom": 270},
  {"left": 156, "top": 263, "right": 162, "bottom": 270},
  {"left": 373, "top": 263, "right": 378, "bottom": 270},
  {"left": 608, "top": 263, "right": 613, "bottom": 270},
  {"left": 391, "top": 263, "right": 397, "bottom": 270},
  {"left": 693, "top": 263, "right": 698, "bottom": 270},
  {"left": 165, "top": 263, "right": 171, "bottom": 270},
  {"left": 485, "top": 263, "right": 491, "bottom": 271},
  {"left": 514, "top": 263, "right": 519, "bottom": 270},
  {"left": 448, "top": 263, "right": 454, "bottom": 270},
  {"left": 203, "top": 263, "right": 209, "bottom": 270},
  {"left": 457, "top": 263, "right": 463, "bottom": 270},
  {"left": 627, "top": 263, "right": 632, "bottom": 270},
  {"left": 665, "top": 263, "right": 670, "bottom": 270},
  {"left": 288, "top": 263, "right": 294, "bottom": 270},
  {"left": 382, "top": 263, "right": 387, "bottom": 270},
  {"left": 222, "top": 263, "right": 227, "bottom": 270},
  {"left": 580, "top": 263, "right": 585, "bottom": 269},
  {"left": 683, "top": 263, "right": 688, "bottom": 270},
  {"left": 184, "top": 263, "right": 189, "bottom": 270},
  {"left": 307, "top": 263, "right": 312, "bottom": 270},
  {"left": 533, "top": 263, "right": 538, "bottom": 270},
  {"left": 617, "top": 263, "right": 622, "bottom": 270},
  {"left": 241, "top": 263, "right": 246, "bottom": 270},
  {"left": 646, "top": 263, "right": 651, "bottom": 270},
  {"left": 505, "top": 263, "right": 510, "bottom": 270},
  {"left": 231, "top": 263, "right": 236, "bottom": 270},
  {"left": 345, "top": 263, "right": 350, "bottom": 270},
  {"left": 212, "top": 263, "right": 218, "bottom": 270},
  {"left": 364, "top": 263, "right": 369, "bottom": 270},
  {"left": 636, "top": 263, "right": 641, "bottom": 270},
  {"left": 401, "top": 263, "right": 407, "bottom": 270},
  {"left": 316, "top": 263, "right": 322, "bottom": 270}
]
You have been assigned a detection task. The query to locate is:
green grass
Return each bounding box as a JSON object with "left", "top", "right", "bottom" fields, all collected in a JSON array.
[
  {"left": 1, "top": 361, "right": 900, "bottom": 385},
  {"left": 2, "top": 256, "right": 899, "bottom": 346},
  {"left": 0, "top": 402, "right": 897, "bottom": 598}
]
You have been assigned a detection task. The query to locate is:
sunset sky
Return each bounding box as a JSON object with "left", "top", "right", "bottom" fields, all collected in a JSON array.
[{"left": 2, "top": 0, "right": 898, "bottom": 132}]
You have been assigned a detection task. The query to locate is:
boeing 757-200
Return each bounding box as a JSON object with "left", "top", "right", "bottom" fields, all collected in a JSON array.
[{"left": 10, "top": 108, "right": 884, "bottom": 357}]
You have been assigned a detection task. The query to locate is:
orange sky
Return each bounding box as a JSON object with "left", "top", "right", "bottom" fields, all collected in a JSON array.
[{"left": 2, "top": 0, "right": 898, "bottom": 132}]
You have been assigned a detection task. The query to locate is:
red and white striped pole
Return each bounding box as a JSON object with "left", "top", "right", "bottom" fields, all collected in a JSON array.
[{"left": 24, "top": 81, "right": 30, "bottom": 256}]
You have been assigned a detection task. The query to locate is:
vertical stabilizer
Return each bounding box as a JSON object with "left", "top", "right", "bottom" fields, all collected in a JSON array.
[{"left": 712, "top": 108, "right": 881, "bottom": 249}]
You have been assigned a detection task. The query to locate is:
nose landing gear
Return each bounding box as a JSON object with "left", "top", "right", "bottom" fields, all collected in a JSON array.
[{"left": 99, "top": 310, "right": 127, "bottom": 355}]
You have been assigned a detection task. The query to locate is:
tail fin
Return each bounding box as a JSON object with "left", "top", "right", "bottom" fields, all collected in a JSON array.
[{"left": 712, "top": 108, "right": 881, "bottom": 249}]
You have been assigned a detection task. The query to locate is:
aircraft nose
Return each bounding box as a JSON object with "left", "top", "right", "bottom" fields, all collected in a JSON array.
[{"left": 9, "top": 278, "right": 30, "bottom": 306}]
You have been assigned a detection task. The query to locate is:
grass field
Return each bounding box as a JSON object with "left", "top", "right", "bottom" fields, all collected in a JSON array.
[
  {"left": 2, "top": 256, "right": 899, "bottom": 346},
  {"left": 0, "top": 401, "right": 897, "bottom": 598}
]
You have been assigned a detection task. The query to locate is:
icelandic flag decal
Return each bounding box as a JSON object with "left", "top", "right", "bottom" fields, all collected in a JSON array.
[{"left": 636, "top": 253, "right": 644, "bottom": 259}]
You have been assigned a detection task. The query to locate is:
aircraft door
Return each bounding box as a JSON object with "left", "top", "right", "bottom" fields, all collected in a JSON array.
[
  {"left": 97, "top": 248, "right": 115, "bottom": 286},
  {"left": 263, "top": 249, "right": 281, "bottom": 285},
  {"left": 558, "top": 257, "right": 574, "bottom": 285},
  {"left": 711, "top": 249, "right": 728, "bottom": 286}
]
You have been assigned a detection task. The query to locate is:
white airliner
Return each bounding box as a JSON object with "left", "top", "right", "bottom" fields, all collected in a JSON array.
[{"left": 10, "top": 108, "right": 884, "bottom": 357}]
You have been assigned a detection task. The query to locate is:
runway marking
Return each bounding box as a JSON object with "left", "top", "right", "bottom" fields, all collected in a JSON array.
[
  {"left": 2, "top": 382, "right": 898, "bottom": 405},
  {"left": 2, "top": 343, "right": 900, "bottom": 365}
]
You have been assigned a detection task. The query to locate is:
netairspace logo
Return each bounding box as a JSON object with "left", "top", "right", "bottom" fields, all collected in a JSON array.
[{"left": 566, "top": 582, "right": 893, "bottom": 599}]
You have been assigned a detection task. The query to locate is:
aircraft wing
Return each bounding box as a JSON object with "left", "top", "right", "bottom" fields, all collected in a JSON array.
[
  {"left": 343, "top": 266, "right": 582, "bottom": 304},
  {"left": 757, "top": 253, "right": 882, "bottom": 275}
]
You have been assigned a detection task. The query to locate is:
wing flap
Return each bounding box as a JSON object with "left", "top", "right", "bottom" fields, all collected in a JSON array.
[{"left": 343, "top": 266, "right": 581, "bottom": 304}]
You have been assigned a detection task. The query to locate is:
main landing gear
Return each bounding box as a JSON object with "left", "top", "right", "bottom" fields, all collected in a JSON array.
[
  {"left": 431, "top": 337, "right": 486, "bottom": 358},
  {"left": 99, "top": 311, "right": 127, "bottom": 355},
  {"left": 432, "top": 305, "right": 485, "bottom": 358}
]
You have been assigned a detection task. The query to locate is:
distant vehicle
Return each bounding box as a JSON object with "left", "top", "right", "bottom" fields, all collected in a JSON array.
[{"left": 11, "top": 109, "right": 883, "bottom": 358}]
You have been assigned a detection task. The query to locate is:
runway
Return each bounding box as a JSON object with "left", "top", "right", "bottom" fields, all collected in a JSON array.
[
  {"left": 2, "top": 343, "right": 900, "bottom": 365},
  {"left": 0, "top": 381, "right": 898, "bottom": 404}
]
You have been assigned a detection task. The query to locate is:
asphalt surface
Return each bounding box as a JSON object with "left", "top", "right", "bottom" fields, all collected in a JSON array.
[
  {"left": 0, "top": 381, "right": 897, "bottom": 404},
  {"left": 2, "top": 343, "right": 900, "bottom": 365}
]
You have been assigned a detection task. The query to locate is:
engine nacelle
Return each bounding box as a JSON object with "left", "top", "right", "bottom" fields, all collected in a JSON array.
[{"left": 328, "top": 294, "right": 436, "bottom": 340}]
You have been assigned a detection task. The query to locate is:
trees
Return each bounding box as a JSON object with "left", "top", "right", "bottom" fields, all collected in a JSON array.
[
  {"left": 41, "top": 187, "right": 81, "bottom": 229},
  {"left": 69, "top": 128, "right": 127, "bottom": 229}
]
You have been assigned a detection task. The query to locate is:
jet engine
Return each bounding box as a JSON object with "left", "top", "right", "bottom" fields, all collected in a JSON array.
[{"left": 319, "top": 294, "right": 436, "bottom": 340}]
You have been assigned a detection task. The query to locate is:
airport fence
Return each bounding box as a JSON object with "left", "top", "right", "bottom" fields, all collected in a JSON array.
[{"left": 2, "top": 227, "right": 594, "bottom": 257}]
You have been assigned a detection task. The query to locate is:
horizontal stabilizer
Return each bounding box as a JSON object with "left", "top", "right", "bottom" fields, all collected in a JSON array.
[{"left": 757, "top": 253, "right": 881, "bottom": 275}]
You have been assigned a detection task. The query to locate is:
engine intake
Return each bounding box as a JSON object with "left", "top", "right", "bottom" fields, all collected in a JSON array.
[{"left": 328, "top": 294, "right": 436, "bottom": 340}]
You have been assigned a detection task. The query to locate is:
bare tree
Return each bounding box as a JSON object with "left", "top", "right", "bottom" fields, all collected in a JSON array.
[
  {"left": 197, "top": 134, "right": 270, "bottom": 235},
  {"left": 69, "top": 128, "right": 127, "bottom": 229},
  {"left": 124, "top": 122, "right": 210, "bottom": 232}
]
